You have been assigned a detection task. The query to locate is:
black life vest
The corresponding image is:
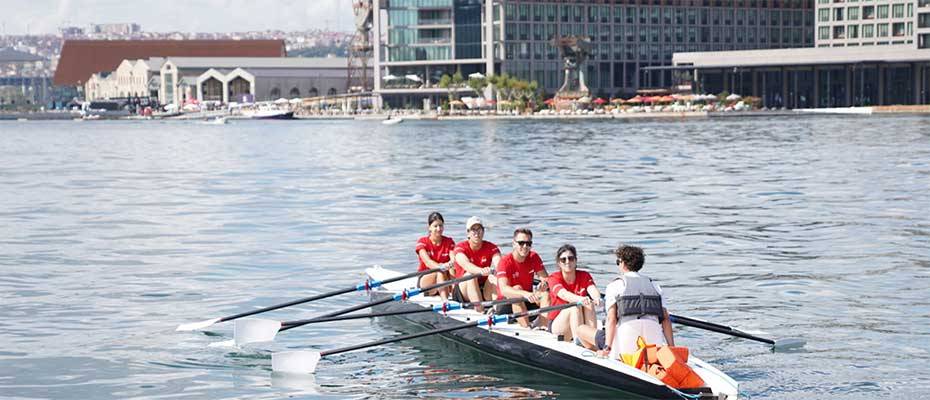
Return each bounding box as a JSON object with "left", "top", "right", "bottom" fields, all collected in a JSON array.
[{"left": 615, "top": 274, "right": 664, "bottom": 322}]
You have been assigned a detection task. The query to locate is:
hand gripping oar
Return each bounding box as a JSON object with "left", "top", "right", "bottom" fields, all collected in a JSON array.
[
  {"left": 234, "top": 272, "right": 485, "bottom": 345},
  {"left": 282, "top": 297, "right": 525, "bottom": 325},
  {"left": 176, "top": 266, "right": 447, "bottom": 331},
  {"left": 271, "top": 301, "right": 585, "bottom": 374},
  {"left": 670, "top": 314, "right": 805, "bottom": 350}
]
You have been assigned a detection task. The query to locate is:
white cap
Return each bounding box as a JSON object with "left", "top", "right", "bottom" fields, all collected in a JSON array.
[{"left": 466, "top": 216, "right": 484, "bottom": 231}]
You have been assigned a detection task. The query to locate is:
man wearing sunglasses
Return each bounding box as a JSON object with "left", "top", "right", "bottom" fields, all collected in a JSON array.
[
  {"left": 452, "top": 216, "right": 501, "bottom": 312},
  {"left": 495, "top": 228, "right": 550, "bottom": 328}
]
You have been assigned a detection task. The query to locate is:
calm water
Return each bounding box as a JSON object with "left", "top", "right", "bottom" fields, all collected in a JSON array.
[{"left": 1, "top": 116, "right": 928, "bottom": 399}]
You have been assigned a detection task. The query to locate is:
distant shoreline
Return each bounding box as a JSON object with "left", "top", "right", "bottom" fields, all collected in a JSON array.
[{"left": 3, "top": 106, "right": 928, "bottom": 121}]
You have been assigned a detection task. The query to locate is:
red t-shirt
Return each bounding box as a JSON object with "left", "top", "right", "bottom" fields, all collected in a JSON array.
[
  {"left": 453, "top": 240, "right": 500, "bottom": 285},
  {"left": 415, "top": 235, "right": 455, "bottom": 272},
  {"left": 496, "top": 251, "right": 545, "bottom": 297},
  {"left": 546, "top": 270, "right": 595, "bottom": 321}
]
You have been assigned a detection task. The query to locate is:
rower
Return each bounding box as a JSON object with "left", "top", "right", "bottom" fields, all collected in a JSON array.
[
  {"left": 597, "top": 244, "right": 675, "bottom": 361},
  {"left": 547, "top": 244, "right": 601, "bottom": 349},
  {"left": 451, "top": 216, "right": 501, "bottom": 312},
  {"left": 495, "top": 228, "right": 550, "bottom": 328},
  {"left": 414, "top": 212, "right": 456, "bottom": 301}
]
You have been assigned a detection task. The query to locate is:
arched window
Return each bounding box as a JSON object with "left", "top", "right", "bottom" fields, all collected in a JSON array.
[
  {"left": 270, "top": 87, "right": 281, "bottom": 99},
  {"left": 289, "top": 87, "right": 300, "bottom": 98},
  {"left": 327, "top": 88, "right": 338, "bottom": 96},
  {"left": 308, "top": 87, "right": 319, "bottom": 97}
]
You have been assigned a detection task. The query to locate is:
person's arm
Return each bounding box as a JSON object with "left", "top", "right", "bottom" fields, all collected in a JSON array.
[
  {"left": 557, "top": 287, "right": 591, "bottom": 305},
  {"left": 498, "top": 276, "right": 536, "bottom": 300},
  {"left": 662, "top": 308, "right": 674, "bottom": 346},
  {"left": 418, "top": 249, "right": 449, "bottom": 270},
  {"left": 587, "top": 284, "right": 602, "bottom": 308},
  {"left": 490, "top": 252, "right": 501, "bottom": 269},
  {"left": 454, "top": 252, "right": 488, "bottom": 275}
]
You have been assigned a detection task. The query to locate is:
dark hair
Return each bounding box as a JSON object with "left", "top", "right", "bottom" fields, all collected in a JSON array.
[
  {"left": 615, "top": 244, "right": 645, "bottom": 272},
  {"left": 513, "top": 228, "right": 533, "bottom": 239},
  {"left": 555, "top": 244, "right": 577, "bottom": 263},
  {"left": 427, "top": 212, "right": 444, "bottom": 226}
]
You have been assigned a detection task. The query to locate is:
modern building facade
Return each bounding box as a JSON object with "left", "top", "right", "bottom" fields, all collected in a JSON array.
[
  {"left": 672, "top": 1, "right": 930, "bottom": 108},
  {"left": 815, "top": 0, "right": 926, "bottom": 48},
  {"left": 372, "top": 0, "right": 815, "bottom": 107}
]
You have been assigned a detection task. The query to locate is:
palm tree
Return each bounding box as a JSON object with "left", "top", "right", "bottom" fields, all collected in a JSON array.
[{"left": 467, "top": 76, "right": 488, "bottom": 99}]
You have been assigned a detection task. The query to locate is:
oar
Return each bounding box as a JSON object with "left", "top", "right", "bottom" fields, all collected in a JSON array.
[
  {"left": 234, "top": 272, "right": 484, "bottom": 345},
  {"left": 176, "top": 266, "right": 447, "bottom": 331},
  {"left": 271, "top": 302, "right": 584, "bottom": 374},
  {"left": 670, "top": 314, "right": 805, "bottom": 350},
  {"left": 282, "top": 297, "right": 525, "bottom": 325}
]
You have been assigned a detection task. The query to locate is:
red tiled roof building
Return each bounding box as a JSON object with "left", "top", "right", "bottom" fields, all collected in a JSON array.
[{"left": 54, "top": 40, "right": 285, "bottom": 86}]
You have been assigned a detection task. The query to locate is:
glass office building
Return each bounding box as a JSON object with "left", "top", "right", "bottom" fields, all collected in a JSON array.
[{"left": 372, "top": 0, "right": 814, "bottom": 107}]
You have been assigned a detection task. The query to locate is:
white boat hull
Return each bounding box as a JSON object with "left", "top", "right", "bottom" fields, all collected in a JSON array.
[{"left": 366, "top": 266, "right": 739, "bottom": 399}]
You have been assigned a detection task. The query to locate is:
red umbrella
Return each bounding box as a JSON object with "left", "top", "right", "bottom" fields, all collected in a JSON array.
[
  {"left": 626, "top": 95, "right": 644, "bottom": 104},
  {"left": 543, "top": 98, "right": 556, "bottom": 105},
  {"left": 593, "top": 97, "right": 607, "bottom": 105}
]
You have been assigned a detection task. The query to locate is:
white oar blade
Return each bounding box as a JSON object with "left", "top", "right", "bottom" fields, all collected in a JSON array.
[
  {"left": 774, "top": 338, "right": 806, "bottom": 350},
  {"left": 272, "top": 350, "right": 322, "bottom": 374},
  {"left": 176, "top": 317, "right": 221, "bottom": 331},
  {"left": 234, "top": 318, "right": 282, "bottom": 346}
]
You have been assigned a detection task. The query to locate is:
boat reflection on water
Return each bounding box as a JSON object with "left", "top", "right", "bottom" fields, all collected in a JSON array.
[{"left": 363, "top": 312, "right": 631, "bottom": 399}]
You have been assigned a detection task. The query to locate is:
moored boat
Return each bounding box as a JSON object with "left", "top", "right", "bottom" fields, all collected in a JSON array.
[
  {"left": 242, "top": 107, "right": 295, "bottom": 120},
  {"left": 366, "top": 266, "right": 739, "bottom": 399}
]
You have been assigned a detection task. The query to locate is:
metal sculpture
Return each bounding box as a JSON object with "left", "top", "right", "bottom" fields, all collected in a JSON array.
[{"left": 348, "top": 0, "right": 373, "bottom": 93}]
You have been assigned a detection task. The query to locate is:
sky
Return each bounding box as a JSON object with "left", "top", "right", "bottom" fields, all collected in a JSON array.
[{"left": 0, "top": 0, "right": 355, "bottom": 35}]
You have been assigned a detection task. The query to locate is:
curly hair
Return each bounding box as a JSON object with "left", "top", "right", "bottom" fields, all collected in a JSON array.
[{"left": 615, "top": 244, "right": 645, "bottom": 271}]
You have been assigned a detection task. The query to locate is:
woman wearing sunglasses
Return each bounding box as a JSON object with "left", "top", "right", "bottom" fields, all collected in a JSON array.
[
  {"left": 415, "top": 212, "right": 455, "bottom": 301},
  {"left": 546, "top": 244, "right": 601, "bottom": 349}
]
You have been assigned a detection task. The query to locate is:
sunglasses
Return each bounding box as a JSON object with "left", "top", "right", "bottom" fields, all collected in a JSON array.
[
  {"left": 559, "top": 255, "right": 577, "bottom": 263},
  {"left": 515, "top": 240, "right": 533, "bottom": 247}
]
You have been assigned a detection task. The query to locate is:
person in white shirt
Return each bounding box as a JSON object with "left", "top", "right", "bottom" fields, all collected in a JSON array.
[{"left": 597, "top": 244, "right": 675, "bottom": 360}]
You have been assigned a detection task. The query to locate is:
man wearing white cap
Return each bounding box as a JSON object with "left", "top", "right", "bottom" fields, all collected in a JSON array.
[{"left": 452, "top": 216, "right": 501, "bottom": 312}]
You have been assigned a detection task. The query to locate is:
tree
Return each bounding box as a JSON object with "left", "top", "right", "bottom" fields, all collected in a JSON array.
[
  {"left": 438, "top": 74, "right": 454, "bottom": 105},
  {"left": 467, "top": 76, "right": 488, "bottom": 99}
]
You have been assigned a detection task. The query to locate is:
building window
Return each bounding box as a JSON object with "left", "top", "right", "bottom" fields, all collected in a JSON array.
[
  {"left": 848, "top": 24, "right": 859, "bottom": 38},
  {"left": 819, "top": 26, "right": 831, "bottom": 40},
  {"left": 877, "top": 23, "right": 889, "bottom": 37},
  {"left": 862, "top": 24, "right": 874, "bottom": 37},
  {"left": 819, "top": 8, "right": 830, "bottom": 21},
  {"left": 833, "top": 25, "right": 845, "bottom": 39},
  {"left": 863, "top": 6, "right": 875, "bottom": 19},
  {"left": 893, "top": 4, "right": 904, "bottom": 19},
  {"left": 920, "top": 13, "right": 930, "bottom": 28},
  {"left": 834, "top": 7, "right": 844, "bottom": 21},
  {"left": 848, "top": 6, "right": 859, "bottom": 20},
  {"left": 892, "top": 22, "right": 905, "bottom": 36},
  {"left": 877, "top": 5, "right": 888, "bottom": 19}
]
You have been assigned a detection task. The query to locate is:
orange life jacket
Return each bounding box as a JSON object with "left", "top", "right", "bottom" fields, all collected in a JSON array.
[{"left": 622, "top": 336, "right": 706, "bottom": 389}]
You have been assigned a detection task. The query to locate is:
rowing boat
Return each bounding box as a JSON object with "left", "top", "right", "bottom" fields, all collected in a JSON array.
[{"left": 366, "top": 266, "right": 740, "bottom": 399}]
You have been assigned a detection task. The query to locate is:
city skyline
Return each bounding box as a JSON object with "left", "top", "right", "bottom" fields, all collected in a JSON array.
[{"left": 0, "top": 0, "right": 354, "bottom": 35}]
